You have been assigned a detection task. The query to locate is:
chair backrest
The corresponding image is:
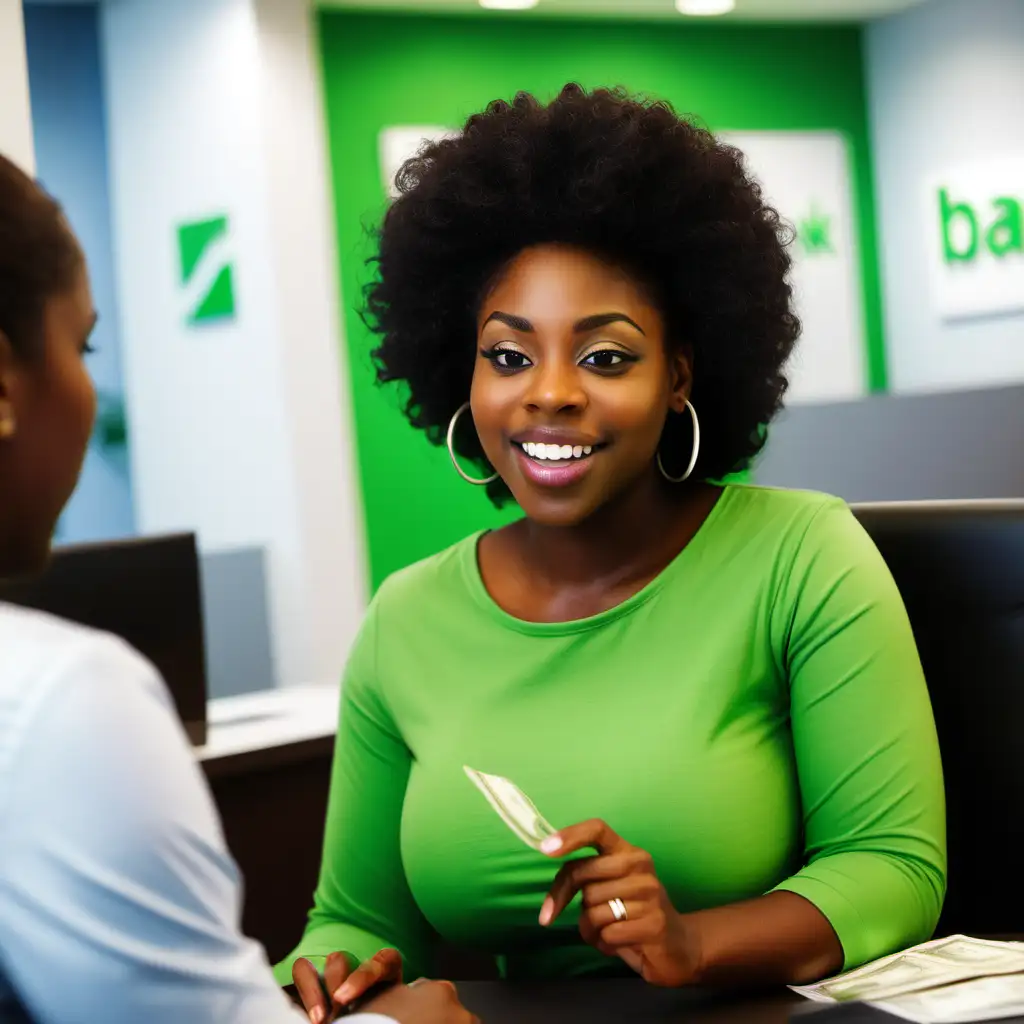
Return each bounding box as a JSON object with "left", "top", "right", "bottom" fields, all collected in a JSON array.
[{"left": 852, "top": 499, "right": 1024, "bottom": 937}]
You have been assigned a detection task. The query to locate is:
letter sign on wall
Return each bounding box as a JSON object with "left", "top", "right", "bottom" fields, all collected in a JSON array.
[{"left": 927, "top": 156, "right": 1024, "bottom": 321}]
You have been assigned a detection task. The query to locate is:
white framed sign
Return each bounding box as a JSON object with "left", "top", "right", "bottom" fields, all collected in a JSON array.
[{"left": 721, "top": 130, "right": 867, "bottom": 405}]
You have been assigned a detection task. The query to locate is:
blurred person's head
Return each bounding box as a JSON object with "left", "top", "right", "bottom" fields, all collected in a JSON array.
[
  {"left": 0, "top": 154, "right": 96, "bottom": 577},
  {"left": 367, "top": 84, "right": 798, "bottom": 529}
]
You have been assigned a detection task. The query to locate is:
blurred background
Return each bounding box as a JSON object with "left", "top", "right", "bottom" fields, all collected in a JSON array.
[{"left": 2, "top": 0, "right": 1022, "bottom": 700}]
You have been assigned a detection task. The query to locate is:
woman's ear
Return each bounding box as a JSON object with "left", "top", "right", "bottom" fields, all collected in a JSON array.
[
  {"left": 669, "top": 344, "right": 694, "bottom": 414},
  {"left": 0, "top": 331, "right": 18, "bottom": 440}
]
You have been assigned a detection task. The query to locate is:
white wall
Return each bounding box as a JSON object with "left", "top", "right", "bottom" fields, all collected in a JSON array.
[
  {"left": 251, "top": 0, "right": 368, "bottom": 695},
  {"left": 867, "top": 0, "right": 1024, "bottom": 394},
  {"left": 0, "top": 0, "right": 35, "bottom": 173},
  {"left": 101, "top": 0, "right": 366, "bottom": 688}
]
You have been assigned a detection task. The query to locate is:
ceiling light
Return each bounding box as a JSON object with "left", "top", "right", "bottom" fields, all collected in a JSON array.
[
  {"left": 675, "top": 0, "right": 736, "bottom": 15},
  {"left": 479, "top": 0, "right": 539, "bottom": 9}
]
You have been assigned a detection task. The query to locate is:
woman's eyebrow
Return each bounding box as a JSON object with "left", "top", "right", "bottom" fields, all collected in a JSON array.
[{"left": 482, "top": 310, "right": 645, "bottom": 335}]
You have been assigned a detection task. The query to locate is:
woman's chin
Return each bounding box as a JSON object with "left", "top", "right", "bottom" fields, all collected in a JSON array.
[{"left": 511, "top": 489, "right": 606, "bottom": 530}]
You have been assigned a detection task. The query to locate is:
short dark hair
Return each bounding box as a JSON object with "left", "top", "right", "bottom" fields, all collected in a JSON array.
[
  {"left": 366, "top": 84, "right": 799, "bottom": 504},
  {"left": 0, "top": 154, "right": 83, "bottom": 360}
]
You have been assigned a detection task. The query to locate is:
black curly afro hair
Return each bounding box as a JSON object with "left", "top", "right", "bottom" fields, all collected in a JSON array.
[{"left": 365, "top": 83, "right": 800, "bottom": 506}]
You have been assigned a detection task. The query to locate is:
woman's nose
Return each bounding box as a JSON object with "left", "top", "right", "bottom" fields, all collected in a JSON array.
[{"left": 522, "top": 360, "right": 587, "bottom": 414}]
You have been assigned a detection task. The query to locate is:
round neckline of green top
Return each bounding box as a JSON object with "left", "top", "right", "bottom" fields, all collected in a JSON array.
[{"left": 459, "top": 483, "right": 737, "bottom": 637}]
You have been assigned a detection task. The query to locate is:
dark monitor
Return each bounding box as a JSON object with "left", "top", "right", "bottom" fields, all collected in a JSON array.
[
  {"left": 852, "top": 499, "right": 1024, "bottom": 938},
  {"left": 0, "top": 533, "right": 208, "bottom": 745}
]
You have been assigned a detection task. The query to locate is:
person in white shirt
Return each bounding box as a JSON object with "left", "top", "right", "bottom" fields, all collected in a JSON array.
[{"left": 0, "top": 154, "right": 478, "bottom": 1024}]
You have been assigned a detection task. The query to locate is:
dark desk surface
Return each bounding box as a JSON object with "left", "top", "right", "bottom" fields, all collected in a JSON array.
[
  {"left": 457, "top": 980, "right": 803, "bottom": 1023},
  {"left": 456, "top": 979, "right": 1024, "bottom": 1024}
]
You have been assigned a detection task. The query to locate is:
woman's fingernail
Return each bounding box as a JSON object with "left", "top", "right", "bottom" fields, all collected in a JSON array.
[
  {"left": 310, "top": 1008, "right": 324, "bottom": 1024},
  {"left": 540, "top": 836, "right": 563, "bottom": 855},
  {"left": 334, "top": 983, "right": 352, "bottom": 1003},
  {"left": 539, "top": 897, "right": 554, "bottom": 926}
]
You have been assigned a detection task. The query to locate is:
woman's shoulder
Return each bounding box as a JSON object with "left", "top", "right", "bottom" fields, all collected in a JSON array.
[
  {"left": 724, "top": 482, "right": 845, "bottom": 515},
  {"left": 0, "top": 603, "right": 161, "bottom": 690},
  {"left": 711, "top": 484, "right": 878, "bottom": 580},
  {"left": 719, "top": 483, "right": 851, "bottom": 539},
  {"left": 0, "top": 604, "right": 169, "bottom": 759},
  {"left": 370, "top": 532, "right": 482, "bottom": 614},
  {"left": 720, "top": 485, "right": 894, "bottom": 603},
  {"left": 0, "top": 603, "right": 119, "bottom": 673}
]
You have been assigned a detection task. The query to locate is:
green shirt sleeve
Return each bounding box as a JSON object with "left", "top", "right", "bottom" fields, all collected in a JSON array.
[
  {"left": 770, "top": 499, "right": 947, "bottom": 971},
  {"left": 273, "top": 595, "right": 435, "bottom": 986}
]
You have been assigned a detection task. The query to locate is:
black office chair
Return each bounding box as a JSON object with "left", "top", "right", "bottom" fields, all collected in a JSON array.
[{"left": 853, "top": 499, "right": 1024, "bottom": 937}]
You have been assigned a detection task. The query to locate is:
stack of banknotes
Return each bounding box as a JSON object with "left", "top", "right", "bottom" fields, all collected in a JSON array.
[{"left": 793, "top": 935, "right": 1024, "bottom": 1023}]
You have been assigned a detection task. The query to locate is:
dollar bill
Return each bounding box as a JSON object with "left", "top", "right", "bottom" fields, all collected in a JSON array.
[
  {"left": 463, "top": 766, "right": 559, "bottom": 852},
  {"left": 873, "top": 973, "right": 1024, "bottom": 1024},
  {"left": 793, "top": 936, "right": 1024, "bottom": 1005}
]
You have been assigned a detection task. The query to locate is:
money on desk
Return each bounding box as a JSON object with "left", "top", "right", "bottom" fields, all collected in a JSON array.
[
  {"left": 793, "top": 935, "right": 1024, "bottom": 1023},
  {"left": 463, "top": 766, "right": 559, "bottom": 852},
  {"left": 876, "top": 973, "right": 1024, "bottom": 1024}
]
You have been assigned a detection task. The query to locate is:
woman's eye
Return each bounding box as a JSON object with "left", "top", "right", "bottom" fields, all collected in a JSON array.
[
  {"left": 582, "top": 350, "right": 626, "bottom": 369},
  {"left": 485, "top": 348, "right": 532, "bottom": 370}
]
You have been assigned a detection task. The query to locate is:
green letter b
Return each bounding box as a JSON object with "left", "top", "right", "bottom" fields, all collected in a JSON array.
[{"left": 940, "top": 188, "right": 978, "bottom": 263}]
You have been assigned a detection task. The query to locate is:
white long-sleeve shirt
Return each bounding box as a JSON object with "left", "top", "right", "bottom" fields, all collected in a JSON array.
[{"left": 0, "top": 604, "right": 392, "bottom": 1024}]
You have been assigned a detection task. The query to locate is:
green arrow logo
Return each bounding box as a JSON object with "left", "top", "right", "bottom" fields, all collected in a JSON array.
[{"left": 176, "top": 214, "right": 236, "bottom": 325}]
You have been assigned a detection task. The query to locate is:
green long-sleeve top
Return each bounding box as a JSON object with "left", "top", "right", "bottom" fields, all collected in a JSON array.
[{"left": 275, "top": 485, "right": 946, "bottom": 985}]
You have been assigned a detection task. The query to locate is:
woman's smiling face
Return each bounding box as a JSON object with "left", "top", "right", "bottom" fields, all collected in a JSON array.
[{"left": 471, "top": 244, "right": 692, "bottom": 527}]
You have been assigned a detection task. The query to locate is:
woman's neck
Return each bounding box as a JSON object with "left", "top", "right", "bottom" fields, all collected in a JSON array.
[{"left": 516, "top": 476, "right": 721, "bottom": 593}]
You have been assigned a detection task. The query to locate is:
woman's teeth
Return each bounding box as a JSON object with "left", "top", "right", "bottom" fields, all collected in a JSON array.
[{"left": 520, "top": 442, "right": 593, "bottom": 462}]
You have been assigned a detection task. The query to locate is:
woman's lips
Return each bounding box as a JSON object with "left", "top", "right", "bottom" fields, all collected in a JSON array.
[{"left": 512, "top": 441, "right": 600, "bottom": 488}]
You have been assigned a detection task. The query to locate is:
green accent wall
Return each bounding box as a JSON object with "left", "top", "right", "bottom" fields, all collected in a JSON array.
[{"left": 316, "top": 11, "right": 885, "bottom": 592}]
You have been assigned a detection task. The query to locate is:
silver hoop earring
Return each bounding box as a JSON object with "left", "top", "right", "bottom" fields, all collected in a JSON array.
[
  {"left": 446, "top": 401, "right": 499, "bottom": 486},
  {"left": 656, "top": 400, "right": 700, "bottom": 484}
]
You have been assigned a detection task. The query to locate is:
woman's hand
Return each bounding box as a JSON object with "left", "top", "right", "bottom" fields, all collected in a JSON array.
[
  {"left": 361, "top": 978, "right": 480, "bottom": 1024},
  {"left": 291, "top": 947, "right": 403, "bottom": 1022},
  {"left": 538, "top": 818, "right": 700, "bottom": 988}
]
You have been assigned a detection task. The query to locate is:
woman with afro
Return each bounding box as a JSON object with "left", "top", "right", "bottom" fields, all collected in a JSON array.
[{"left": 282, "top": 85, "right": 945, "bottom": 1022}]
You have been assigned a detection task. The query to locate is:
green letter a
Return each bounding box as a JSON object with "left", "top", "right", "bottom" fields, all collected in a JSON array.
[{"left": 986, "top": 197, "right": 1023, "bottom": 258}]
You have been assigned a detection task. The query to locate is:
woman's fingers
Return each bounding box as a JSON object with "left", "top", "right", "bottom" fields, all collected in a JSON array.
[
  {"left": 292, "top": 948, "right": 407, "bottom": 1019},
  {"left": 578, "top": 910, "right": 616, "bottom": 957},
  {"left": 323, "top": 952, "right": 352, "bottom": 1007},
  {"left": 599, "top": 916, "right": 665, "bottom": 947},
  {"left": 541, "top": 858, "right": 591, "bottom": 924},
  {"left": 291, "top": 958, "right": 328, "bottom": 1023},
  {"left": 541, "top": 850, "right": 654, "bottom": 924},
  {"left": 579, "top": 873, "right": 662, "bottom": 909},
  {"left": 619, "top": 948, "right": 645, "bottom": 974},
  {"left": 333, "top": 947, "right": 403, "bottom": 1005},
  {"left": 541, "top": 818, "right": 631, "bottom": 860}
]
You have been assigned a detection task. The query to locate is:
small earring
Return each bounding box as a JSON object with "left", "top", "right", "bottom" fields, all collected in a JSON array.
[
  {"left": 446, "top": 401, "right": 498, "bottom": 486},
  {"left": 656, "top": 399, "right": 700, "bottom": 483}
]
